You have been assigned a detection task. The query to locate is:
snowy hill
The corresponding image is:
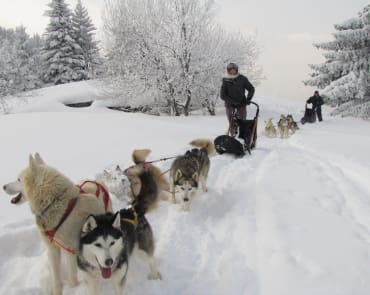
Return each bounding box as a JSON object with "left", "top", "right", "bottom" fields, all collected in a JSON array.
[{"left": 0, "top": 84, "right": 369, "bottom": 295}]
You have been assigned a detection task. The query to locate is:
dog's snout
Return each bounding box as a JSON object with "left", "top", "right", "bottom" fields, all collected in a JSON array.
[
  {"left": 3, "top": 185, "right": 6, "bottom": 191},
  {"left": 105, "top": 258, "right": 113, "bottom": 267},
  {"left": 183, "top": 197, "right": 189, "bottom": 202}
]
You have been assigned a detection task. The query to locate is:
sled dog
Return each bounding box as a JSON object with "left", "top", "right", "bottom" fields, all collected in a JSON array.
[
  {"left": 286, "top": 114, "right": 299, "bottom": 134},
  {"left": 3, "top": 153, "right": 112, "bottom": 295},
  {"left": 99, "top": 165, "right": 131, "bottom": 201},
  {"left": 169, "top": 139, "right": 215, "bottom": 211},
  {"left": 78, "top": 155, "right": 162, "bottom": 295},
  {"left": 264, "top": 117, "right": 277, "bottom": 138},
  {"left": 277, "top": 115, "right": 289, "bottom": 138},
  {"left": 125, "top": 149, "right": 169, "bottom": 202}
]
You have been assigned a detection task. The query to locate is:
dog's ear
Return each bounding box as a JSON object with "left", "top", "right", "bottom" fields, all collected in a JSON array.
[
  {"left": 29, "top": 154, "right": 39, "bottom": 173},
  {"left": 112, "top": 212, "right": 121, "bottom": 230},
  {"left": 34, "top": 153, "right": 45, "bottom": 165},
  {"left": 175, "top": 169, "right": 182, "bottom": 181},
  {"left": 103, "top": 169, "right": 110, "bottom": 176},
  {"left": 115, "top": 165, "right": 122, "bottom": 172},
  {"left": 82, "top": 215, "right": 98, "bottom": 234}
]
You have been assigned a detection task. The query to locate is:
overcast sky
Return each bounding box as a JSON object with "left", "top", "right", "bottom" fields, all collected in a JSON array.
[{"left": 0, "top": 0, "right": 368, "bottom": 100}]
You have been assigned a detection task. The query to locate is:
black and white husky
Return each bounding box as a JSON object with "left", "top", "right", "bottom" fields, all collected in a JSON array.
[{"left": 77, "top": 153, "right": 162, "bottom": 295}]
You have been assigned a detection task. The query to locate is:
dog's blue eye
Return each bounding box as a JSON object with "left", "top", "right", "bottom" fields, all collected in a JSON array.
[
  {"left": 181, "top": 187, "right": 185, "bottom": 190},
  {"left": 95, "top": 243, "right": 102, "bottom": 248}
]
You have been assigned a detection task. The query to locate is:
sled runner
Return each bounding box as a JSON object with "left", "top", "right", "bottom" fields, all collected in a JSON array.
[
  {"left": 300, "top": 103, "right": 316, "bottom": 124},
  {"left": 214, "top": 101, "right": 259, "bottom": 157}
]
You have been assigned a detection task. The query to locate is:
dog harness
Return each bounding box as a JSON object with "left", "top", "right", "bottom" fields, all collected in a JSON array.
[
  {"left": 44, "top": 197, "right": 79, "bottom": 254},
  {"left": 121, "top": 207, "right": 138, "bottom": 228},
  {"left": 78, "top": 180, "right": 111, "bottom": 211},
  {"left": 44, "top": 181, "right": 111, "bottom": 254}
]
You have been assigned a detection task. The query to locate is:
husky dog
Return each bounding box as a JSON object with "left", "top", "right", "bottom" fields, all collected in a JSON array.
[
  {"left": 264, "top": 117, "right": 277, "bottom": 138},
  {"left": 78, "top": 155, "right": 162, "bottom": 295},
  {"left": 2, "top": 153, "right": 112, "bottom": 295},
  {"left": 99, "top": 165, "right": 131, "bottom": 201},
  {"left": 4, "top": 172, "right": 112, "bottom": 212},
  {"left": 169, "top": 139, "right": 215, "bottom": 211},
  {"left": 286, "top": 114, "right": 299, "bottom": 134},
  {"left": 277, "top": 115, "right": 289, "bottom": 139},
  {"left": 125, "top": 149, "right": 169, "bottom": 202}
]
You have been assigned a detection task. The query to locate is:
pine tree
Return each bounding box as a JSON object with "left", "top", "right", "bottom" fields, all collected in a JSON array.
[
  {"left": 72, "top": 0, "right": 101, "bottom": 79},
  {"left": 304, "top": 4, "right": 370, "bottom": 118},
  {"left": 42, "top": 0, "right": 86, "bottom": 84},
  {"left": 0, "top": 26, "right": 44, "bottom": 97}
]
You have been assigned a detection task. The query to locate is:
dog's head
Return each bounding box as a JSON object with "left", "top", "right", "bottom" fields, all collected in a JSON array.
[
  {"left": 286, "top": 114, "right": 294, "bottom": 123},
  {"left": 100, "top": 165, "right": 130, "bottom": 199},
  {"left": 3, "top": 153, "right": 45, "bottom": 205},
  {"left": 265, "top": 117, "right": 274, "bottom": 128},
  {"left": 173, "top": 169, "right": 198, "bottom": 209},
  {"left": 80, "top": 212, "right": 124, "bottom": 279}
]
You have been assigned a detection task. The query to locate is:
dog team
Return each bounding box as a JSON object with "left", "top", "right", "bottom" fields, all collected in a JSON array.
[
  {"left": 2, "top": 139, "right": 214, "bottom": 295},
  {"left": 264, "top": 114, "right": 299, "bottom": 138}
]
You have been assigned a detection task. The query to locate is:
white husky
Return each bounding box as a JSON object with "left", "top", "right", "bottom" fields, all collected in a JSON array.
[
  {"left": 3, "top": 153, "right": 112, "bottom": 295},
  {"left": 99, "top": 165, "right": 131, "bottom": 201}
]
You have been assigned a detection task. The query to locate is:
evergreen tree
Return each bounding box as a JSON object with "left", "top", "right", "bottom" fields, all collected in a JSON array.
[
  {"left": 0, "top": 26, "right": 44, "bottom": 97},
  {"left": 72, "top": 0, "right": 101, "bottom": 79},
  {"left": 42, "top": 0, "right": 86, "bottom": 84},
  {"left": 304, "top": 4, "right": 370, "bottom": 118}
]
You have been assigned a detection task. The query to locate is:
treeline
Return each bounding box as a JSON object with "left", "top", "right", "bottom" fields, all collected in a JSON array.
[{"left": 0, "top": 0, "right": 100, "bottom": 97}]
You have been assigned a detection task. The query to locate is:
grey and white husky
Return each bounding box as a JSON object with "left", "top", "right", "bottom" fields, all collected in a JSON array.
[
  {"left": 169, "top": 139, "right": 215, "bottom": 211},
  {"left": 78, "top": 152, "right": 162, "bottom": 295}
]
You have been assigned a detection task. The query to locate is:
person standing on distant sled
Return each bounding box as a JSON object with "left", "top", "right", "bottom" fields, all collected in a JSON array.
[
  {"left": 307, "top": 90, "right": 324, "bottom": 122},
  {"left": 220, "top": 62, "right": 255, "bottom": 135}
]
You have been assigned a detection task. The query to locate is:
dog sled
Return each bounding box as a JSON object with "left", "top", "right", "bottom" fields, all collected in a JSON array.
[
  {"left": 214, "top": 101, "right": 259, "bottom": 157},
  {"left": 300, "top": 103, "right": 316, "bottom": 124}
]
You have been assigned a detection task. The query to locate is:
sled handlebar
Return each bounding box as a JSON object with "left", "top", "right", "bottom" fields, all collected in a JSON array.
[{"left": 248, "top": 101, "right": 259, "bottom": 118}]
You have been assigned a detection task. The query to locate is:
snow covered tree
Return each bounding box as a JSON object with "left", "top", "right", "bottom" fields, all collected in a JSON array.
[
  {"left": 42, "top": 0, "right": 86, "bottom": 84},
  {"left": 304, "top": 4, "right": 370, "bottom": 119},
  {"left": 0, "top": 26, "right": 44, "bottom": 97},
  {"left": 102, "top": 0, "right": 262, "bottom": 116},
  {"left": 71, "top": 0, "right": 101, "bottom": 79}
]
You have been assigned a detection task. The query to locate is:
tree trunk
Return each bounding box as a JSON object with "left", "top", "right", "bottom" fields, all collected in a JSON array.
[{"left": 183, "top": 88, "right": 191, "bottom": 116}]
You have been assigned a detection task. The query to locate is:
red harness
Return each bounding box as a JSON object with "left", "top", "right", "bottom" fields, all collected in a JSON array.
[
  {"left": 44, "top": 197, "right": 79, "bottom": 254},
  {"left": 78, "top": 180, "right": 111, "bottom": 211},
  {"left": 44, "top": 181, "right": 111, "bottom": 254}
]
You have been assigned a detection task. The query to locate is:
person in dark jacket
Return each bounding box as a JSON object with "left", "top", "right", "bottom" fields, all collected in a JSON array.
[
  {"left": 307, "top": 90, "right": 324, "bottom": 122},
  {"left": 220, "top": 62, "right": 255, "bottom": 135}
]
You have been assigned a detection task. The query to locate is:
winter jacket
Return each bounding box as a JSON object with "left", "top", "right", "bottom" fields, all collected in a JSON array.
[
  {"left": 220, "top": 74, "right": 255, "bottom": 107},
  {"left": 307, "top": 95, "right": 324, "bottom": 108}
]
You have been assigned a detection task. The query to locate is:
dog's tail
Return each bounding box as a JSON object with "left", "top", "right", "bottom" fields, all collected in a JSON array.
[
  {"left": 189, "top": 139, "right": 215, "bottom": 156},
  {"left": 130, "top": 148, "right": 169, "bottom": 192},
  {"left": 128, "top": 149, "right": 161, "bottom": 215},
  {"left": 131, "top": 169, "right": 158, "bottom": 216},
  {"left": 132, "top": 149, "right": 151, "bottom": 164}
]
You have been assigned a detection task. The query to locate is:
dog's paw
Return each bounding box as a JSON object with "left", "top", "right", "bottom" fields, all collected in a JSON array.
[{"left": 148, "top": 271, "right": 162, "bottom": 280}]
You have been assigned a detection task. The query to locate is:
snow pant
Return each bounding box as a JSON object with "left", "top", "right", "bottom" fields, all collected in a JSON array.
[
  {"left": 226, "top": 105, "right": 247, "bottom": 123},
  {"left": 316, "top": 106, "right": 322, "bottom": 121}
]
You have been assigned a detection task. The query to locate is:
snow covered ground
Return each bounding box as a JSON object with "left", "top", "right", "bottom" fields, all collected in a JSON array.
[{"left": 0, "top": 84, "right": 369, "bottom": 295}]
